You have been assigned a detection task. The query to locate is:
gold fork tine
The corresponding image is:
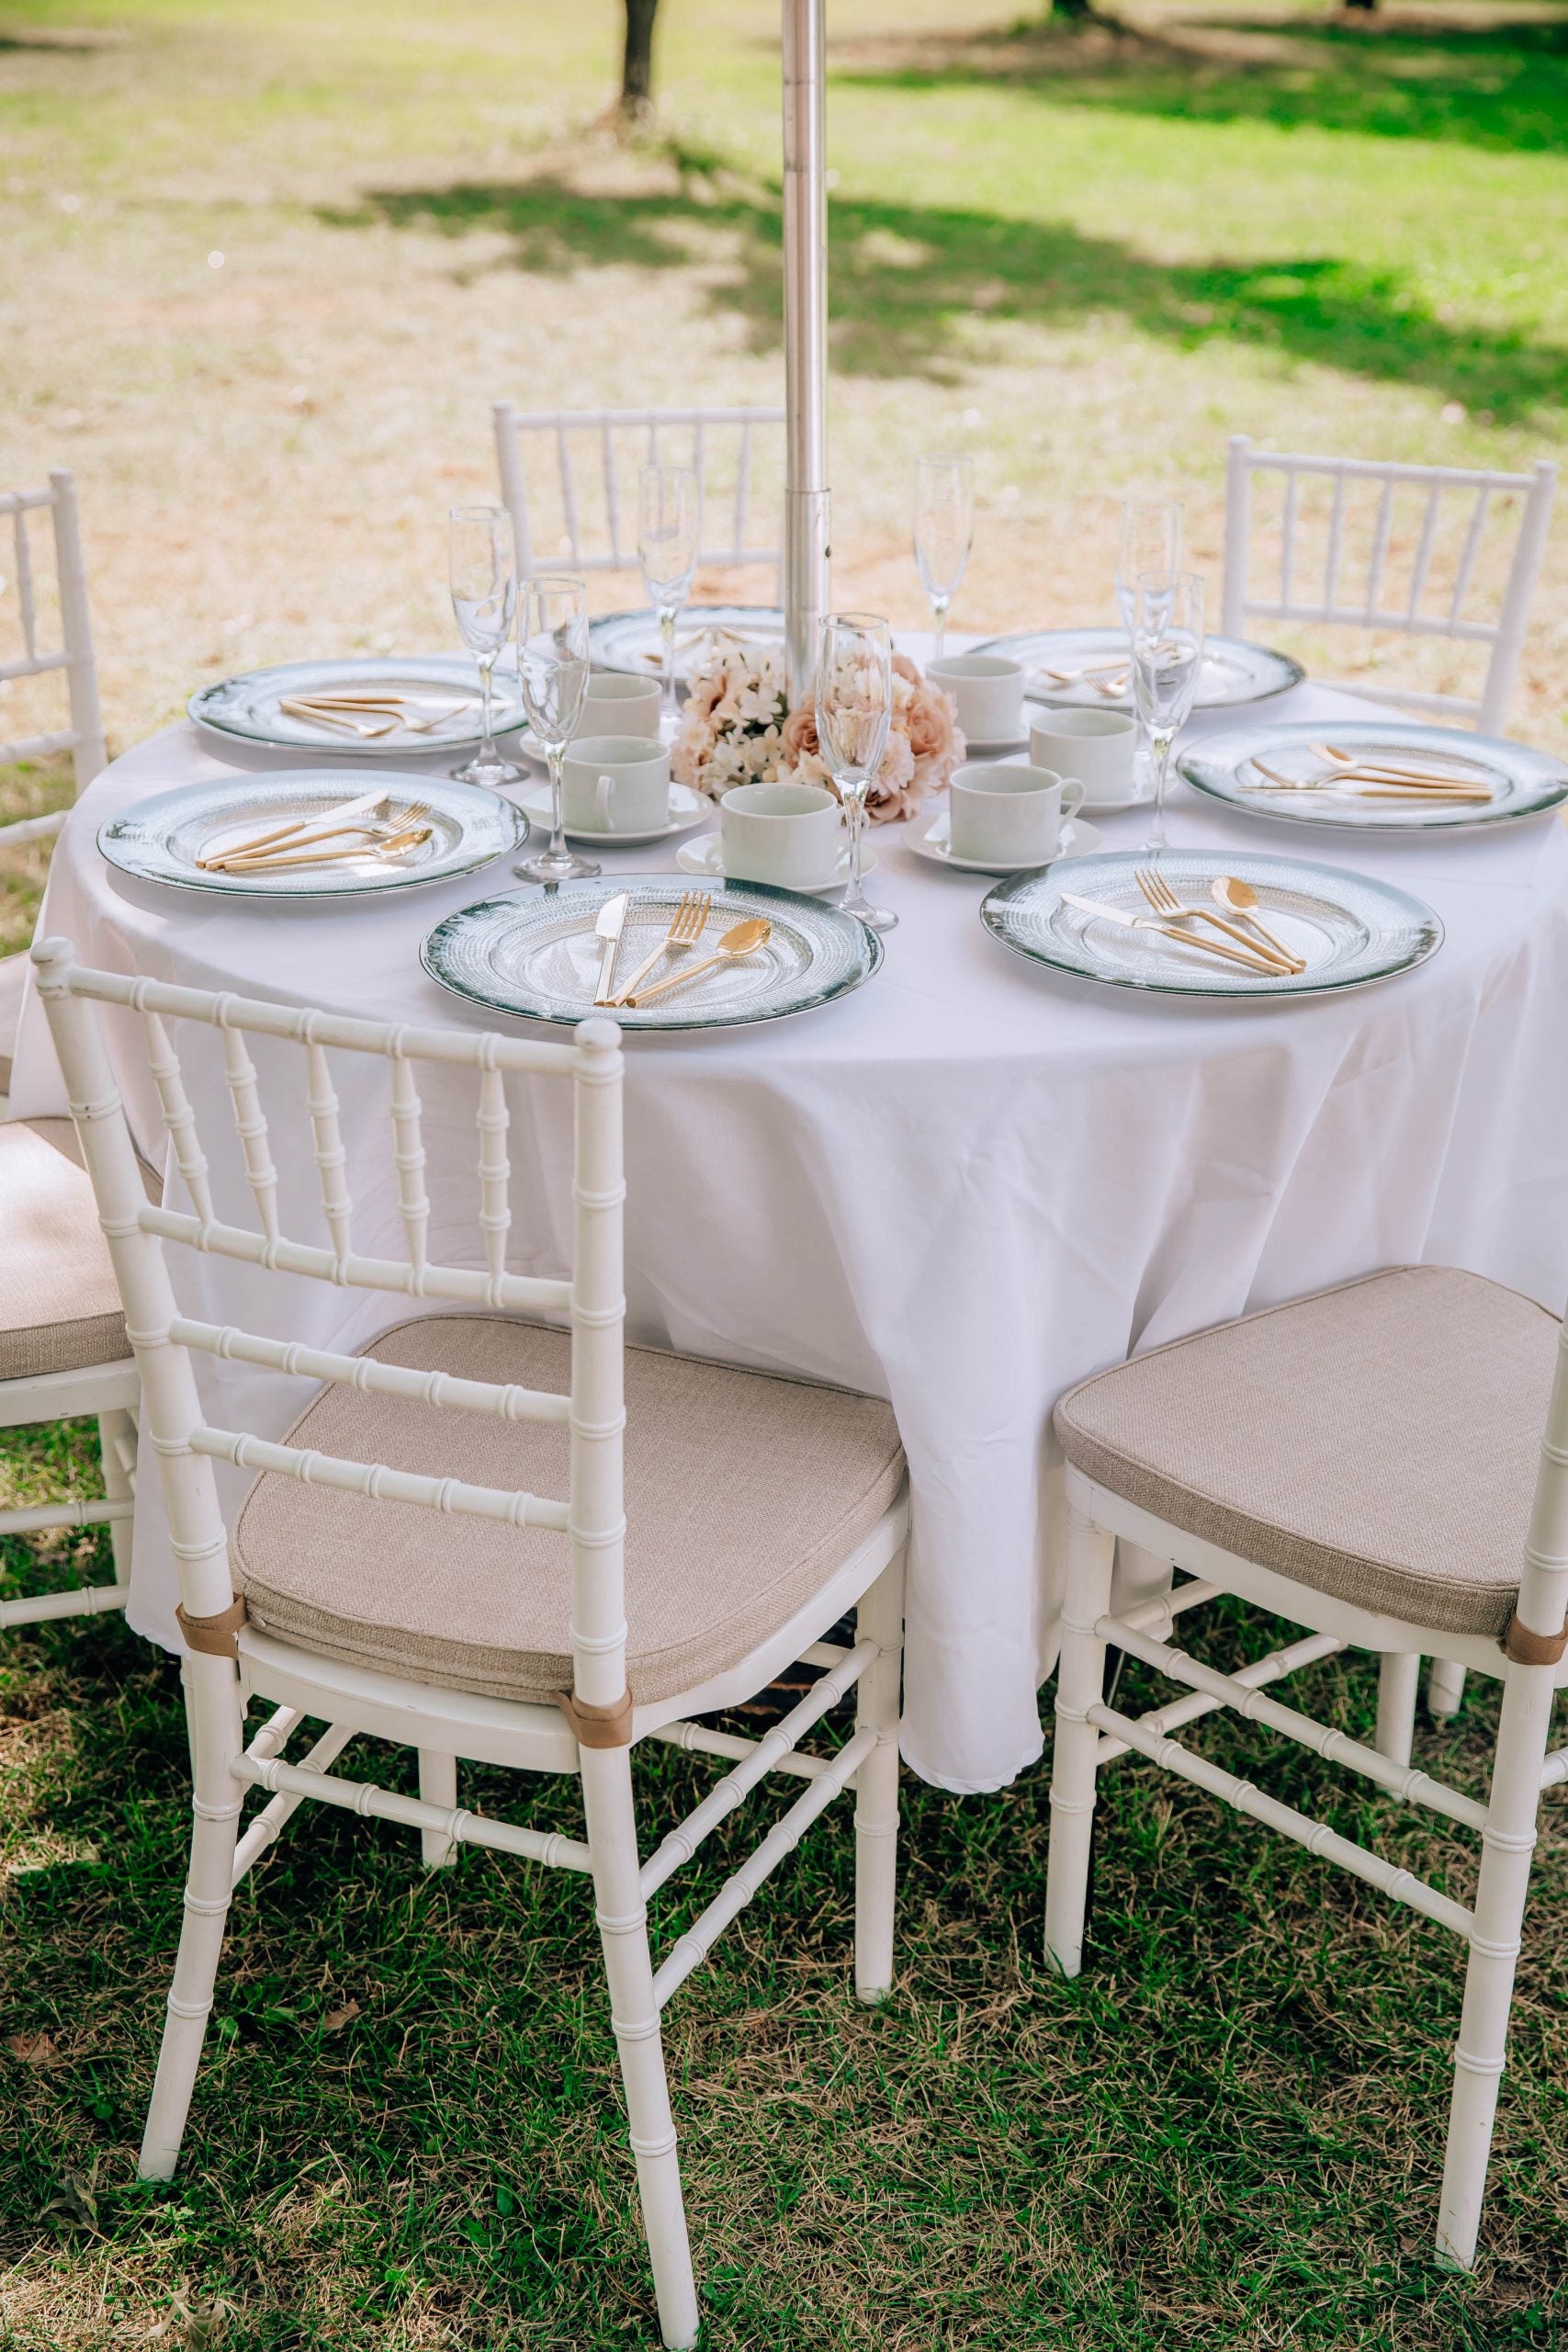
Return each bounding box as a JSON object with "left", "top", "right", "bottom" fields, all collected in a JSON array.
[
  {"left": 610, "top": 891, "right": 707, "bottom": 1004},
  {"left": 1134, "top": 865, "right": 1292, "bottom": 970}
]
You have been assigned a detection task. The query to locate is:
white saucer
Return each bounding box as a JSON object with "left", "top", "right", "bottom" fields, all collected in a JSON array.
[
  {"left": 905, "top": 812, "right": 1103, "bottom": 876},
  {"left": 518, "top": 781, "right": 709, "bottom": 849},
  {"left": 963, "top": 732, "right": 1030, "bottom": 759},
  {"left": 675, "top": 831, "right": 877, "bottom": 894}
]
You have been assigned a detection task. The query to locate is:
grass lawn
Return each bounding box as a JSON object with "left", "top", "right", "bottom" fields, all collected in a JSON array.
[{"left": 3, "top": 3, "right": 1568, "bottom": 2344}]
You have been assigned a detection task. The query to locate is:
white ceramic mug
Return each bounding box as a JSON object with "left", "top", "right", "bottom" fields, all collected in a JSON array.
[
  {"left": 574, "top": 672, "right": 663, "bottom": 740},
  {"left": 720, "top": 782, "right": 842, "bottom": 889},
  {"left": 1029, "top": 707, "right": 1138, "bottom": 804},
  {"left": 927, "top": 653, "right": 1026, "bottom": 744},
  {"left": 561, "top": 735, "right": 671, "bottom": 834},
  {"left": 948, "top": 762, "right": 1084, "bottom": 865}
]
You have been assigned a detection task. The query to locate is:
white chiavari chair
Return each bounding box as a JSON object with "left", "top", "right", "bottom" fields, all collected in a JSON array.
[
  {"left": 1, "top": 467, "right": 107, "bottom": 1098},
  {"left": 1222, "top": 437, "right": 1556, "bottom": 733},
  {"left": 1043, "top": 1266, "right": 1567, "bottom": 2270},
  {"left": 0, "top": 1117, "right": 141, "bottom": 1630},
  {"left": 36, "top": 938, "right": 907, "bottom": 2350},
  {"left": 492, "top": 402, "right": 785, "bottom": 596}
]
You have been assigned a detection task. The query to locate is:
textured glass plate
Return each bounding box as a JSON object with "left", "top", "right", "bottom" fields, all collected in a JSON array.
[
  {"left": 422, "top": 877, "right": 882, "bottom": 1033},
  {"left": 1178, "top": 719, "right": 1568, "bottom": 833},
  {"left": 587, "top": 605, "right": 784, "bottom": 684},
  {"left": 98, "top": 771, "right": 525, "bottom": 899},
  {"left": 982, "top": 849, "right": 1442, "bottom": 999},
  {"left": 971, "top": 627, "right": 1303, "bottom": 711},
  {"left": 188, "top": 655, "right": 525, "bottom": 756}
]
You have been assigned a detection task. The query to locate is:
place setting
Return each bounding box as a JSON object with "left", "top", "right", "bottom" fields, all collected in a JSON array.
[{"left": 1179, "top": 719, "right": 1568, "bottom": 832}]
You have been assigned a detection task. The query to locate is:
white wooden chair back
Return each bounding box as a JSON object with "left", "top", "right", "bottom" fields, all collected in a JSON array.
[
  {"left": 493, "top": 402, "right": 785, "bottom": 595},
  {"left": 0, "top": 469, "right": 107, "bottom": 844},
  {"left": 1222, "top": 437, "right": 1556, "bottom": 733},
  {"left": 31, "top": 941, "right": 630, "bottom": 1722}
]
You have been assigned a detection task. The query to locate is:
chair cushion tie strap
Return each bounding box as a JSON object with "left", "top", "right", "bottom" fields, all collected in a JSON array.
[
  {"left": 556, "top": 1686, "right": 635, "bottom": 1748},
  {"left": 1502, "top": 1608, "right": 1568, "bottom": 1667},
  {"left": 175, "top": 1595, "right": 249, "bottom": 1658}
]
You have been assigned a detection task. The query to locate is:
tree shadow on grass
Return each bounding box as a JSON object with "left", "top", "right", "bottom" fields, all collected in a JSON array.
[
  {"left": 830, "top": 6, "right": 1568, "bottom": 158},
  {"left": 321, "top": 152, "right": 1567, "bottom": 421}
]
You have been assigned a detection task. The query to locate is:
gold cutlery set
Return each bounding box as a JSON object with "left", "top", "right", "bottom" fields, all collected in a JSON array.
[
  {"left": 1244, "top": 741, "right": 1495, "bottom": 805},
  {"left": 277, "top": 690, "right": 473, "bottom": 740},
  {"left": 592, "top": 889, "right": 772, "bottom": 1009},
  {"left": 197, "top": 792, "right": 433, "bottom": 876},
  {"left": 1036, "top": 661, "right": 1130, "bottom": 698},
  {"left": 1063, "top": 866, "right": 1306, "bottom": 975}
]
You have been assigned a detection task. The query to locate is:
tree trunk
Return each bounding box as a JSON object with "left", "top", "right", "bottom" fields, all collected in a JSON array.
[{"left": 622, "top": 0, "right": 660, "bottom": 119}]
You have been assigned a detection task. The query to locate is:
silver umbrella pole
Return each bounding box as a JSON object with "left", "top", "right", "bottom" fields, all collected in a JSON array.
[{"left": 782, "top": 0, "right": 829, "bottom": 703}]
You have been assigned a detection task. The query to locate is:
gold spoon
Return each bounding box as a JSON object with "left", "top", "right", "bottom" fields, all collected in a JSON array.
[
  {"left": 1212, "top": 875, "right": 1301, "bottom": 970},
  {"left": 624, "top": 916, "right": 772, "bottom": 1007}
]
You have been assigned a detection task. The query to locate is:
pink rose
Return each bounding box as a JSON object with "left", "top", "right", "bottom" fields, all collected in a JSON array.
[
  {"left": 892, "top": 651, "right": 923, "bottom": 689},
  {"left": 779, "top": 701, "right": 821, "bottom": 766},
  {"left": 904, "top": 681, "right": 962, "bottom": 772},
  {"left": 865, "top": 729, "right": 919, "bottom": 825}
]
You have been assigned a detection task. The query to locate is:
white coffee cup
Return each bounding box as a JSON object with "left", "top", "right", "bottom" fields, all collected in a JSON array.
[
  {"left": 948, "top": 762, "right": 1084, "bottom": 865},
  {"left": 561, "top": 735, "right": 671, "bottom": 834},
  {"left": 720, "top": 782, "right": 842, "bottom": 890},
  {"left": 927, "top": 653, "right": 1026, "bottom": 745},
  {"left": 1029, "top": 707, "right": 1138, "bottom": 804},
  {"left": 575, "top": 672, "right": 663, "bottom": 740}
]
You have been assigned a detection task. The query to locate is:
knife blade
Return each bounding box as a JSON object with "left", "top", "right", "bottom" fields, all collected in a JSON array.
[{"left": 593, "top": 892, "right": 629, "bottom": 1005}]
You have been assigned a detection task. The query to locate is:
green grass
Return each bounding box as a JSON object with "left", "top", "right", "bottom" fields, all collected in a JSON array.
[{"left": 2, "top": 1423, "right": 1564, "bottom": 2347}]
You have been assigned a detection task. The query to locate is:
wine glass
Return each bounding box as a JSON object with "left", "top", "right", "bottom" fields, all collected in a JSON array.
[
  {"left": 914, "top": 452, "right": 974, "bottom": 664},
  {"left": 1115, "top": 498, "right": 1182, "bottom": 636},
  {"left": 515, "top": 576, "right": 595, "bottom": 883},
  {"left": 638, "top": 463, "right": 699, "bottom": 741},
  {"left": 817, "top": 613, "right": 897, "bottom": 933},
  {"left": 448, "top": 504, "right": 524, "bottom": 786},
  {"left": 1131, "top": 571, "right": 1205, "bottom": 856}
]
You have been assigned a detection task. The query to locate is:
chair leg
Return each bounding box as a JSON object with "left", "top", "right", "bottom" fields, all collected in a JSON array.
[
  {"left": 1428, "top": 1659, "right": 1468, "bottom": 1721},
  {"left": 139, "top": 1653, "right": 244, "bottom": 2179},
  {"left": 1044, "top": 1507, "right": 1116, "bottom": 1979},
  {"left": 852, "top": 1544, "right": 905, "bottom": 2007},
  {"left": 417, "top": 1750, "right": 458, "bottom": 1868},
  {"left": 97, "top": 1408, "right": 136, "bottom": 1593},
  {"left": 1375, "top": 1652, "right": 1421, "bottom": 1768},
  {"left": 580, "top": 1744, "right": 699, "bottom": 2350},
  {"left": 1436, "top": 1662, "right": 1555, "bottom": 2269}
]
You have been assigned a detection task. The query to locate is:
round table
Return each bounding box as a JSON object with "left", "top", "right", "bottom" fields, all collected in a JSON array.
[{"left": 14, "top": 659, "right": 1568, "bottom": 1791}]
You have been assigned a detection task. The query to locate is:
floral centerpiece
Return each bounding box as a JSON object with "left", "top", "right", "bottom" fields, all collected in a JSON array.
[{"left": 671, "top": 634, "right": 964, "bottom": 824}]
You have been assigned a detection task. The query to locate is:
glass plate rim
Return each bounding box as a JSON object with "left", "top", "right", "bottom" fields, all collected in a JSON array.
[
  {"left": 96, "top": 768, "right": 526, "bottom": 899},
  {"left": 419, "top": 876, "right": 882, "bottom": 1033},
  {"left": 979, "top": 847, "right": 1444, "bottom": 1000}
]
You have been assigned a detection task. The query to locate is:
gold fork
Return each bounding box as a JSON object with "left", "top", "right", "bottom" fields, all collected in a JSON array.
[
  {"left": 609, "top": 891, "right": 710, "bottom": 1006},
  {"left": 225, "top": 802, "right": 430, "bottom": 868},
  {"left": 1134, "top": 866, "right": 1296, "bottom": 972}
]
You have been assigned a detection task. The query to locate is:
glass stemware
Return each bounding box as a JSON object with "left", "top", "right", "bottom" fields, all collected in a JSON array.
[
  {"left": 516, "top": 575, "right": 595, "bottom": 884},
  {"left": 1115, "top": 498, "right": 1182, "bottom": 638},
  {"left": 448, "top": 505, "right": 524, "bottom": 786},
  {"left": 638, "top": 463, "right": 700, "bottom": 741},
  {"left": 913, "top": 452, "right": 974, "bottom": 665},
  {"left": 818, "top": 612, "right": 897, "bottom": 933},
  {"left": 1131, "top": 571, "right": 1205, "bottom": 856}
]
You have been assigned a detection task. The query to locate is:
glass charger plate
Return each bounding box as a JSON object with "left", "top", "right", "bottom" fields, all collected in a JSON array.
[
  {"left": 587, "top": 605, "right": 784, "bottom": 684},
  {"left": 187, "top": 655, "right": 525, "bottom": 757},
  {"left": 98, "top": 771, "right": 525, "bottom": 899},
  {"left": 981, "top": 849, "right": 1441, "bottom": 1000},
  {"left": 971, "top": 628, "right": 1303, "bottom": 712},
  {"left": 1178, "top": 720, "right": 1568, "bottom": 833},
  {"left": 421, "top": 877, "right": 882, "bottom": 1033}
]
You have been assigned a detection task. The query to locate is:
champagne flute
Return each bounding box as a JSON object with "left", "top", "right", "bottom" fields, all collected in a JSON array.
[
  {"left": 818, "top": 613, "right": 897, "bottom": 933},
  {"left": 516, "top": 576, "right": 595, "bottom": 883},
  {"left": 914, "top": 452, "right": 974, "bottom": 664},
  {"left": 1115, "top": 498, "right": 1182, "bottom": 636},
  {"left": 449, "top": 504, "right": 523, "bottom": 786},
  {"left": 1131, "top": 571, "right": 1205, "bottom": 856},
  {"left": 638, "top": 463, "right": 699, "bottom": 741}
]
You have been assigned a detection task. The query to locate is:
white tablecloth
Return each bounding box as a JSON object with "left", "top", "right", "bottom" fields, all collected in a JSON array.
[{"left": 13, "top": 663, "right": 1568, "bottom": 1791}]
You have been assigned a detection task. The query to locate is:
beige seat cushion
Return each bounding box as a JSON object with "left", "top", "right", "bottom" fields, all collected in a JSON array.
[
  {"left": 233, "top": 1315, "right": 906, "bottom": 1706},
  {"left": 0, "top": 1116, "right": 133, "bottom": 1381},
  {"left": 1054, "top": 1266, "right": 1561, "bottom": 1638}
]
